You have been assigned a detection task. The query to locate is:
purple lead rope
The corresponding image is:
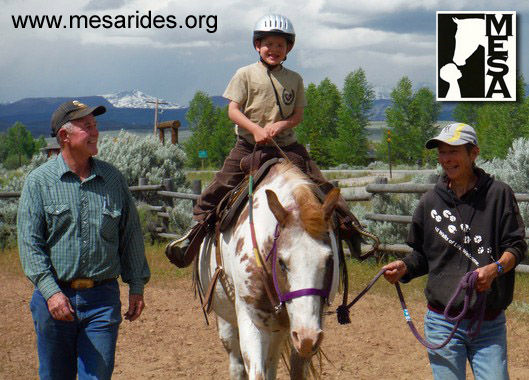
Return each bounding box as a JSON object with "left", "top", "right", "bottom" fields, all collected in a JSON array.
[
  {"left": 334, "top": 269, "right": 487, "bottom": 350},
  {"left": 395, "top": 271, "right": 486, "bottom": 349}
]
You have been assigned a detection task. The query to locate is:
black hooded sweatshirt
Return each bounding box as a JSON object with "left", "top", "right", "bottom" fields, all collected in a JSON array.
[{"left": 402, "top": 167, "right": 526, "bottom": 312}]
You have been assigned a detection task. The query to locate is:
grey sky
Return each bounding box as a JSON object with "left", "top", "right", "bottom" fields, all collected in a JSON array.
[{"left": 1, "top": 0, "right": 527, "bottom": 106}]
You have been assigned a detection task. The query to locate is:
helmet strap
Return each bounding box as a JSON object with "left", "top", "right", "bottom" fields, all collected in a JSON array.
[{"left": 259, "top": 56, "right": 286, "bottom": 71}]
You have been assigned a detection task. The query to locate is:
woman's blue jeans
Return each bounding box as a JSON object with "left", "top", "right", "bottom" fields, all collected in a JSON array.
[
  {"left": 30, "top": 281, "right": 122, "bottom": 380},
  {"left": 424, "top": 309, "right": 508, "bottom": 380}
]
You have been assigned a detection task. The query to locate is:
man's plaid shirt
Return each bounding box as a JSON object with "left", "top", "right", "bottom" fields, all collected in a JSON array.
[{"left": 17, "top": 154, "right": 150, "bottom": 300}]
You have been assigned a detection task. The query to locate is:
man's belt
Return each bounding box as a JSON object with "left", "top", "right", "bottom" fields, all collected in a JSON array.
[{"left": 57, "top": 278, "right": 116, "bottom": 290}]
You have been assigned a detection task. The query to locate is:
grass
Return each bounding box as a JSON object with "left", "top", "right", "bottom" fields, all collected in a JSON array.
[
  {"left": 0, "top": 243, "right": 192, "bottom": 286},
  {"left": 144, "top": 242, "right": 193, "bottom": 285},
  {"left": 3, "top": 244, "right": 529, "bottom": 317},
  {"left": 185, "top": 171, "right": 217, "bottom": 189}
]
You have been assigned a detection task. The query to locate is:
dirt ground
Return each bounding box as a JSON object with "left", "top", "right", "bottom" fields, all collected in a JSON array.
[{"left": 2, "top": 270, "right": 529, "bottom": 380}]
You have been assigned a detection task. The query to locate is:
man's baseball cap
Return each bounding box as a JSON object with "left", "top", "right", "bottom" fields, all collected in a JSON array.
[
  {"left": 425, "top": 122, "right": 478, "bottom": 149},
  {"left": 50, "top": 100, "right": 106, "bottom": 137}
]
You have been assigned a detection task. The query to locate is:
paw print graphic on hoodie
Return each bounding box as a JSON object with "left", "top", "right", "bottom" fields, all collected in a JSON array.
[{"left": 430, "top": 208, "right": 490, "bottom": 257}]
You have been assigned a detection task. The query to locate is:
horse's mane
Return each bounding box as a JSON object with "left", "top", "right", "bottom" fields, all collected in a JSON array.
[{"left": 274, "top": 161, "right": 328, "bottom": 239}]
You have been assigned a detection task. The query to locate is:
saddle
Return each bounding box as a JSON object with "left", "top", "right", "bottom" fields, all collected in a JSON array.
[{"left": 217, "top": 150, "right": 306, "bottom": 232}]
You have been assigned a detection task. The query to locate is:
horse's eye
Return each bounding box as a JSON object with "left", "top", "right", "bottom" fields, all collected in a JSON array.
[{"left": 278, "top": 259, "right": 288, "bottom": 272}]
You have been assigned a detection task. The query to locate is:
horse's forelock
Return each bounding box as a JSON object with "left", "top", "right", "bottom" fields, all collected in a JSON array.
[
  {"left": 293, "top": 186, "right": 327, "bottom": 239},
  {"left": 263, "top": 161, "right": 328, "bottom": 239}
]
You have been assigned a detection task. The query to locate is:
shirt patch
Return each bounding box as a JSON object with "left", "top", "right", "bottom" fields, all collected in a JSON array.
[{"left": 282, "top": 88, "right": 295, "bottom": 105}]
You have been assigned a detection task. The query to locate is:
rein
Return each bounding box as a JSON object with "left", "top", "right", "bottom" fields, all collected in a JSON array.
[{"left": 331, "top": 269, "right": 487, "bottom": 350}]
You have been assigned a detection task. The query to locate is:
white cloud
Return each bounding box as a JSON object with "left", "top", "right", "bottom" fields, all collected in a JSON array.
[{"left": 0, "top": 0, "right": 528, "bottom": 103}]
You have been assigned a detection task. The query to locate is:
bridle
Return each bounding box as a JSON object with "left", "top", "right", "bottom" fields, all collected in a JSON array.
[
  {"left": 246, "top": 143, "right": 333, "bottom": 315},
  {"left": 264, "top": 223, "right": 332, "bottom": 313}
]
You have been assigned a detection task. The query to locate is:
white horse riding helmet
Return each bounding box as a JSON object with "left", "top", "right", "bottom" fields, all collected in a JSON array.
[{"left": 253, "top": 14, "right": 296, "bottom": 49}]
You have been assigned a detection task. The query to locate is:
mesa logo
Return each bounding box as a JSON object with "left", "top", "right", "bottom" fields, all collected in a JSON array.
[{"left": 437, "top": 11, "right": 516, "bottom": 101}]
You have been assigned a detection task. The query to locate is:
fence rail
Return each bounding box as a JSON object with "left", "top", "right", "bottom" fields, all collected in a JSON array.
[{"left": 3, "top": 174, "right": 529, "bottom": 273}]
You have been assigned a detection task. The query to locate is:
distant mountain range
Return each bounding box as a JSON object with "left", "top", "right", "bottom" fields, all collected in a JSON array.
[
  {"left": 0, "top": 91, "right": 229, "bottom": 136},
  {"left": 0, "top": 89, "right": 459, "bottom": 136}
]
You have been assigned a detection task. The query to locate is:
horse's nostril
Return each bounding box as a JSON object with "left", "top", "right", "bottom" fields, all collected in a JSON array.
[
  {"left": 291, "top": 330, "right": 299, "bottom": 345},
  {"left": 291, "top": 329, "right": 323, "bottom": 358}
]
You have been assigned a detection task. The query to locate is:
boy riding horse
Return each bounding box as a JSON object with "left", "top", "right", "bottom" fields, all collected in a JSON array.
[{"left": 166, "top": 14, "right": 365, "bottom": 267}]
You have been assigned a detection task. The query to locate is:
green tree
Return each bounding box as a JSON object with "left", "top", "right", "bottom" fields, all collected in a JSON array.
[
  {"left": 296, "top": 78, "right": 341, "bottom": 167},
  {"left": 183, "top": 91, "right": 218, "bottom": 168},
  {"left": 331, "top": 105, "right": 369, "bottom": 165},
  {"left": 331, "top": 69, "right": 374, "bottom": 165},
  {"left": 409, "top": 87, "right": 440, "bottom": 165},
  {"left": 380, "top": 77, "right": 440, "bottom": 165},
  {"left": 472, "top": 76, "right": 529, "bottom": 159},
  {"left": 208, "top": 106, "right": 236, "bottom": 168},
  {"left": 453, "top": 102, "right": 480, "bottom": 126},
  {"left": 382, "top": 77, "right": 414, "bottom": 163},
  {"left": 183, "top": 91, "right": 236, "bottom": 169},
  {"left": 295, "top": 83, "right": 318, "bottom": 145},
  {"left": 1, "top": 122, "right": 45, "bottom": 169}
]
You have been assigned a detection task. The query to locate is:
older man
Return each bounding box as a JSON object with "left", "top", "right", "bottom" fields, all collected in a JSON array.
[{"left": 17, "top": 100, "right": 150, "bottom": 380}]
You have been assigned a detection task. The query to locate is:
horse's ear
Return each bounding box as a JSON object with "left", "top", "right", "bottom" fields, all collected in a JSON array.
[
  {"left": 266, "top": 189, "right": 290, "bottom": 226},
  {"left": 322, "top": 188, "right": 340, "bottom": 221},
  {"left": 452, "top": 17, "right": 460, "bottom": 24}
]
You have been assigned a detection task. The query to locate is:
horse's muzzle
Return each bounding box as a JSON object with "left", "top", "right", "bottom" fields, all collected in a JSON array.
[{"left": 291, "top": 328, "right": 324, "bottom": 358}]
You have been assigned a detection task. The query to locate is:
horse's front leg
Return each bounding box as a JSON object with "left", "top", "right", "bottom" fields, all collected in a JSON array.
[
  {"left": 217, "top": 315, "right": 247, "bottom": 380},
  {"left": 236, "top": 304, "right": 273, "bottom": 380}
]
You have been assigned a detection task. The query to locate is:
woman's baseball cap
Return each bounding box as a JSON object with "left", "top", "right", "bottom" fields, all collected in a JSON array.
[{"left": 425, "top": 122, "right": 478, "bottom": 149}]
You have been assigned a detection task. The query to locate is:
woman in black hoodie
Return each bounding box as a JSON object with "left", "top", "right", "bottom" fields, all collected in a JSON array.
[{"left": 383, "top": 122, "right": 526, "bottom": 380}]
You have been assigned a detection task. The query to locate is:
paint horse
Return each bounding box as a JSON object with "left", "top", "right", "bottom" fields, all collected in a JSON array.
[{"left": 198, "top": 161, "right": 340, "bottom": 379}]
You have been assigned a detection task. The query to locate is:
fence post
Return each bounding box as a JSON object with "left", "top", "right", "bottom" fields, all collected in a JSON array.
[
  {"left": 161, "top": 179, "right": 174, "bottom": 232},
  {"left": 192, "top": 180, "right": 202, "bottom": 207},
  {"left": 374, "top": 177, "right": 388, "bottom": 184},
  {"left": 137, "top": 178, "right": 148, "bottom": 202}
]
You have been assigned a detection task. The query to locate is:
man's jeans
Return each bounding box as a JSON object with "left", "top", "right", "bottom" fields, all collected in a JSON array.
[
  {"left": 30, "top": 281, "right": 122, "bottom": 380},
  {"left": 424, "top": 309, "right": 508, "bottom": 380}
]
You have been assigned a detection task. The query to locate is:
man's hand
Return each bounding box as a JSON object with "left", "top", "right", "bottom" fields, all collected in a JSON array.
[
  {"left": 474, "top": 264, "right": 498, "bottom": 292},
  {"left": 124, "top": 294, "right": 145, "bottom": 322},
  {"left": 47, "top": 292, "right": 75, "bottom": 321},
  {"left": 382, "top": 260, "right": 408, "bottom": 284}
]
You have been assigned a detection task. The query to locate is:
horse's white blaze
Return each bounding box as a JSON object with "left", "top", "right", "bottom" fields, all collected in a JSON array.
[{"left": 198, "top": 162, "right": 337, "bottom": 379}]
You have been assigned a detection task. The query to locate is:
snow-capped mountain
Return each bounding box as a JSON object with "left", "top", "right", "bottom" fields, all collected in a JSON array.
[{"left": 101, "top": 90, "right": 182, "bottom": 109}]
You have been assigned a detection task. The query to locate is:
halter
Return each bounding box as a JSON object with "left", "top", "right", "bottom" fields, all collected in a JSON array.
[{"left": 265, "top": 223, "right": 331, "bottom": 312}]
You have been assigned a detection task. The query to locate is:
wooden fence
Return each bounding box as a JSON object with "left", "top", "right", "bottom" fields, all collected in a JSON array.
[{"left": 2, "top": 176, "right": 528, "bottom": 273}]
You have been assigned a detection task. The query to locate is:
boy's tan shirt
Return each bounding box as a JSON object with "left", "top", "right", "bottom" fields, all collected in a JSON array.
[{"left": 223, "top": 61, "right": 307, "bottom": 146}]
